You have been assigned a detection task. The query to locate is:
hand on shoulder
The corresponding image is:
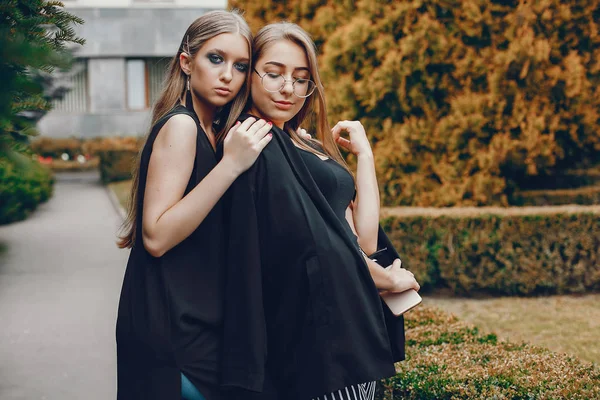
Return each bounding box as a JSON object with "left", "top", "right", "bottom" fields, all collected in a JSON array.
[{"left": 222, "top": 117, "right": 273, "bottom": 176}]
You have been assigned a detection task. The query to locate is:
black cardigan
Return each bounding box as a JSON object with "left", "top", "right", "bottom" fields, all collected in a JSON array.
[{"left": 220, "top": 116, "right": 404, "bottom": 400}]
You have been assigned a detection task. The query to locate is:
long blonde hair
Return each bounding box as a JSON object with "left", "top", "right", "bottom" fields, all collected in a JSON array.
[
  {"left": 118, "top": 10, "right": 252, "bottom": 249},
  {"left": 250, "top": 22, "right": 350, "bottom": 172}
]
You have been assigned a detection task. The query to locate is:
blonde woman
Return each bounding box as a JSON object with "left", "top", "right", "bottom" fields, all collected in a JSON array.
[
  {"left": 115, "top": 11, "right": 273, "bottom": 400},
  {"left": 221, "top": 22, "right": 419, "bottom": 400}
]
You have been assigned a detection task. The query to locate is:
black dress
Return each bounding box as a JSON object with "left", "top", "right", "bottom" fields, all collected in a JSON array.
[
  {"left": 220, "top": 115, "right": 404, "bottom": 400},
  {"left": 298, "top": 147, "right": 379, "bottom": 400},
  {"left": 116, "top": 105, "right": 225, "bottom": 400},
  {"left": 297, "top": 146, "right": 355, "bottom": 227}
]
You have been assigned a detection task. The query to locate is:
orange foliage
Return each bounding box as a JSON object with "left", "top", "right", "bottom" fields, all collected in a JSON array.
[{"left": 230, "top": 0, "right": 600, "bottom": 206}]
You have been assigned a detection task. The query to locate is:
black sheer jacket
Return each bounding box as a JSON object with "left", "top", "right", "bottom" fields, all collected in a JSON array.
[{"left": 220, "top": 115, "right": 405, "bottom": 400}]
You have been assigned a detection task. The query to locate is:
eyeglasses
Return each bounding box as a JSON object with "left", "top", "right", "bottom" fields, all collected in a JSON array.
[{"left": 253, "top": 69, "right": 316, "bottom": 98}]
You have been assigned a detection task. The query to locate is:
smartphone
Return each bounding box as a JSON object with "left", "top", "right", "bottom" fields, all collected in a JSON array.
[
  {"left": 367, "top": 249, "right": 421, "bottom": 315},
  {"left": 381, "top": 289, "right": 422, "bottom": 316}
]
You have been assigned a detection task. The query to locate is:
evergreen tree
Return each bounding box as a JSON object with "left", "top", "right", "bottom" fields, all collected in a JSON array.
[
  {"left": 0, "top": 0, "right": 84, "bottom": 155},
  {"left": 0, "top": 1, "right": 84, "bottom": 224}
]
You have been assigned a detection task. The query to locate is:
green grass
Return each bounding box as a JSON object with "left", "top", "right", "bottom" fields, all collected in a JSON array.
[
  {"left": 425, "top": 294, "right": 600, "bottom": 364},
  {"left": 108, "top": 179, "right": 132, "bottom": 210}
]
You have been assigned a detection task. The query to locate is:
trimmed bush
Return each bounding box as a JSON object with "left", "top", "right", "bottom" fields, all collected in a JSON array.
[
  {"left": 381, "top": 210, "right": 600, "bottom": 295},
  {"left": 514, "top": 185, "right": 600, "bottom": 206},
  {"left": 99, "top": 150, "right": 138, "bottom": 184},
  {"left": 376, "top": 306, "right": 600, "bottom": 399},
  {"left": 93, "top": 137, "right": 142, "bottom": 183},
  {"left": 29, "top": 136, "right": 144, "bottom": 181},
  {"left": 41, "top": 157, "right": 100, "bottom": 172},
  {"left": 30, "top": 137, "right": 82, "bottom": 159},
  {"left": 0, "top": 154, "right": 54, "bottom": 225},
  {"left": 82, "top": 136, "right": 143, "bottom": 156},
  {"left": 30, "top": 136, "right": 144, "bottom": 157}
]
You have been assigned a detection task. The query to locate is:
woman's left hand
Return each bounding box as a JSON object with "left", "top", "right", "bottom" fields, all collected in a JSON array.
[{"left": 331, "top": 120, "right": 372, "bottom": 157}]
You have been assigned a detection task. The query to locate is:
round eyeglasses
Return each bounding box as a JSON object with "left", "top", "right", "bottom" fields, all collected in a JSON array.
[{"left": 253, "top": 69, "right": 316, "bottom": 98}]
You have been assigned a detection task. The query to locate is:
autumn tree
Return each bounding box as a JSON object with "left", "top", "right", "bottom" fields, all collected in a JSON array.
[{"left": 230, "top": 0, "right": 600, "bottom": 206}]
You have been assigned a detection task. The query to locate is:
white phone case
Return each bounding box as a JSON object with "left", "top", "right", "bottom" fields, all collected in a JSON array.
[{"left": 381, "top": 289, "right": 422, "bottom": 316}]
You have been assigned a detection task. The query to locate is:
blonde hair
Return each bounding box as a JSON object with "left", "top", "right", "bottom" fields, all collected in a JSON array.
[
  {"left": 118, "top": 10, "right": 252, "bottom": 249},
  {"left": 250, "top": 22, "right": 350, "bottom": 172}
]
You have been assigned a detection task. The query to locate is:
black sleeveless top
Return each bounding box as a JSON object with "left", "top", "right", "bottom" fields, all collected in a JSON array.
[
  {"left": 298, "top": 145, "right": 356, "bottom": 226},
  {"left": 116, "top": 105, "right": 224, "bottom": 400}
]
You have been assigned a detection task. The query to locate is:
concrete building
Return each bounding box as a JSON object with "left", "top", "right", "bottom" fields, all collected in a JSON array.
[{"left": 38, "top": 0, "right": 227, "bottom": 138}]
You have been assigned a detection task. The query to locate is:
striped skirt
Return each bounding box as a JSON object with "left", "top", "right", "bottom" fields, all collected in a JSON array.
[{"left": 312, "top": 381, "right": 376, "bottom": 400}]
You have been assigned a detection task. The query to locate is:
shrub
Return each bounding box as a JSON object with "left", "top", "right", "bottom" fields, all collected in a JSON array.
[
  {"left": 91, "top": 137, "right": 143, "bottom": 183},
  {"left": 0, "top": 153, "right": 54, "bottom": 225},
  {"left": 381, "top": 209, "right": 600, "bottom": 295},
  {"left": 98, "top": 150, "right": 138, "bottom": 183},
  {"left": 514, "top": 185, "right": 600, "bottom": 206},
  {"left": 30, "top": 137, "right": 82, "bottom": 159},
  {"left": 82, "top": 136, "right": 143, "bottom": 156},
  {"left": 375, "top": 306, "right": 600, "bottom": 399},
  {"left": 29, "top": 136, "right": 144, "bottom": 181},
  {"left": 30, "top": 136, "right": 143, "bottom": 157},
  {"left": 517, "top": 167, "right": 600, "bottom": 191},
  {"left": 43, "top": 157, "right": 100, "bottom": 172}
]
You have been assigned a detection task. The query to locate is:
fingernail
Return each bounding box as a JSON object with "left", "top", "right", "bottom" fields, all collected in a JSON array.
[
  {"left": 236, "top": 121, "right": 241, "bottom": 125},
  {"left": 268, "top": 133, "right": 272, "bottom": 137},
  {"left": 268, "top": 122, "right": 272, "bottom": 126}
]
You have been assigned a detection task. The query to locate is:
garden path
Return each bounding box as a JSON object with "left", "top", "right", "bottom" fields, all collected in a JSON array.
[{"left": 0, "top": 171, "right": 128, "bottom": 400}]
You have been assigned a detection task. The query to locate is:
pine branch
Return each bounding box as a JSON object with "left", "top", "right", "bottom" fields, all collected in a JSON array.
[{"left": 1, "top": 0, "right": 86, "bottom": 145}]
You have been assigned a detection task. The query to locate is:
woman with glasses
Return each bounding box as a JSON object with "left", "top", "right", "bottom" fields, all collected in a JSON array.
[{"left": 220, "top": 22, "right": 419, "bottom": 400}]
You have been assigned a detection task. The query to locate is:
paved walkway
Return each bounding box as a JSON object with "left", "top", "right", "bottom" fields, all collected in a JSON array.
[{"left": 0, "top": 171, "right": 129, "bottom": 400}]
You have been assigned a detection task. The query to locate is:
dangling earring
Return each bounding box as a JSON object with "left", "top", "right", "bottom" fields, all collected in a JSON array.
[{"left": 185, "top": 74, "right": 194, "bottom": 112}]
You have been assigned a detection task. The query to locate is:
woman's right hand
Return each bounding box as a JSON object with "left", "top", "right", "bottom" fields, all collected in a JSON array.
[
  {"left": 222, "top": 117, "right": 273, "bottom": 175},
  {"left": 386, "top": 259, "right": 420, "bottom": 293}
]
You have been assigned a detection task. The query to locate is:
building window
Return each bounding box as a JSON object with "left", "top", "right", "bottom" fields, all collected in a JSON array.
[
  {"left": 126, "top": 59, "right": 147, "bottom": 110},
  {"left": 147, "top": 57, "right": 172, "bottom": 106},
  {"left": 52, "top": 60, "right": 88, "bottom": 112}
]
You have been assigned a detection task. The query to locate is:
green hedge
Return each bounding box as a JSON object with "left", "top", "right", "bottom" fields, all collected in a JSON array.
[
  {"left": 375, "top": 306, "right": 600, "bottom": 400},
  {"left": 30, "top": 136, "right": 143, "bottom": 183},
  {"left": 382, "top": 211, "right": 600, "bottom": 296},
  {"left": 0, "top": 154, "right": 54, "bottom": 225},
  {"left": 99, "top": 150, "right": 137, "bottom": 184},
  {"left": 30, "top": 137, "right": 82, "bottom": 159},
  {"left": 30, "top": 136, "right": 144, "bottom": 158}
]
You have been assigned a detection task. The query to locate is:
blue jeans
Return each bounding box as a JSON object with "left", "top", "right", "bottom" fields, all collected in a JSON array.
[{"left": 181, "top": 373, "right": 206, "bottom": 400}]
